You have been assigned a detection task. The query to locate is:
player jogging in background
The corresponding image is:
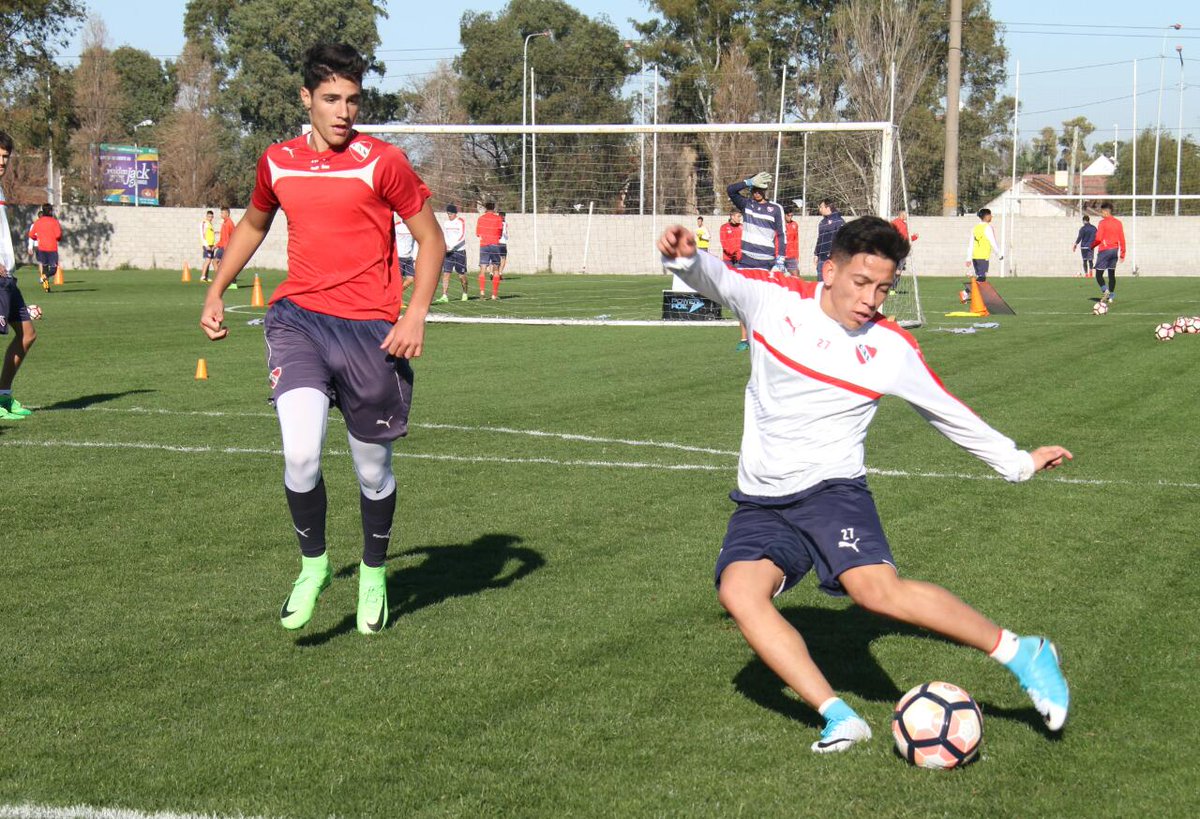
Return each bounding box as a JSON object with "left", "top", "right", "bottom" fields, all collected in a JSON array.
[
  {"left": 198, "top": 209, "right": 217, "bottom": 282},
  {"left": 1071, "top": 214, "right": 1096, "bottom": 279},
  {"left": 727, "top": 171, "right": 785, "bottom": 351},
  {"left": 476, "top": 201, "right": 504, "bottom": 300},
  {"left": 966, "top": 208, "right": 1001, "bottom": 282},
  {"left": 28, "top": 204, "right": 62, "bottom": 293},
  {"left": 215, "top": 207, "right": 237, "bottom": 289},
  {"left": 0, "top": 130, "right": 39, "bottom": 421},
  {"left": 497, "top": 211, "right": 509, "bottom": 277},
  {"left": 695, "top": 216, "right": 711, "bottom": 254},
  {"left": 719, "top": 211, "right": 742, "bottom": 266},
  {"left": 813, "top": 198, "right": 844, "bottom": 276},
  {"left": 890, "top": 209, "right": 917, "bottom": 284},
  {"left": 1090, "top": 202, "right": 1125, "bottom": 303},
  {"left": 783, "top": 207, "right": 799, "bottom": 276},
  {"left": 435, "top": 203, "right": 468, "bottom": 303},
  {"left": 657, "top": 217, "right": 1072, "bottom": 753},
  {"left": 199, "top": 42, "right": 445, "bottom": 635},
  {"left": 394, "top": 213, "right": 418, "bottom": 300}
]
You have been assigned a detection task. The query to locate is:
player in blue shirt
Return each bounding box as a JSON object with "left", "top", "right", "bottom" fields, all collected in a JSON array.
[
  {"left": 1071, "top": 215, "right": 1097, "bottom": 279},
  {"left": 813, "top": 199, "right": 845, "bottom": 275}
]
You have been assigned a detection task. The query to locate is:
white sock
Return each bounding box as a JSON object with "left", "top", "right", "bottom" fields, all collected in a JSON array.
[{"left": 988, "top": 628, "right": 1020, "bottom": 665}]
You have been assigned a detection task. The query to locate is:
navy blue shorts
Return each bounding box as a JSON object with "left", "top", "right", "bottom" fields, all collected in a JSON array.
[
  {"left": 784, "top": 257, "right": 799, "bottom": 273},
  {"left": 1080, "top": 248, "right": 1093, "bottom": 261},
  {"left": 0, "top": 277, "right": 32, "bottom": 333},
  {"left": 1095, "top": 249, "right": 1118, "bottom": 271},
  {"left": 215, "top": 247, "right": 226, "bottom": 260},
  {"left": 815, "top": 255, "right": 830, "bottom": 275},
  {"left": 714, "top": 478, "right": 897, "bottom": 597},
  {"left": 35, "top": 249, "right": 59, "bottom": 269},
  {"left": 202, "top": 247, "right": 216, "bottom": 260},
  {"left": 443, "top": 250, "right": 466, "bottom": 274},
  {"left": 481, "top": 244, "right": 503, "bottom": 266},
  {"left": 498, "top": 244, "right": 508, "bottom": 258},
  {"left": 264, "top": 299, "right": 414, "bottom": 444},
  {"left": 399, "top": 257, "right": 415, "bottom": 278},
  {"left": 971, "top": 259, "right": 989, "bottom": 280}
]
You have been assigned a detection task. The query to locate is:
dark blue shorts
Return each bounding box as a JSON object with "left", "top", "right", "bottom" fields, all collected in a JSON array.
[
  {"left": 784, "top": 257, "right": 799, "bottom": 273},
  {"left": 443, "top": 250, "right": 466, "bottom": 274},
  {"left": 498, "top": 244, "right": 508, "bottom": 258},
  {"left": 1095, "top": 249, "right": 1119, "bottom": 271},
  {"left": 215, "top": 247, "right": 226, "bottom": 260},
  {"left": 481, "top": 244, "right": 503, "bottom": 266},
  {"left": 202, "top": 247, "right": 216, "bottom": 260},
  {"left": 399, "top": 258, "right": 415, "bottom": 278},
  {"left": 971, "top": 259, "right": 989, "bottom": 280},
  {"left": 264, "top": 299, "right": 414, "bottom": 444},
  {"left": 815, "top": 255, "right": 830, "bottom": 275},
  {"left": 714, "top": 478, "right": 896, "bottom": 597},
  {"left": 1080, "top": 248, "right": 1093, "bottom": 261},
  {"left": 35, "top": 249, "right": 59, "bottom": 269},
  {"left": 0, "top": 277, "right": 32, "bottom": 333}
]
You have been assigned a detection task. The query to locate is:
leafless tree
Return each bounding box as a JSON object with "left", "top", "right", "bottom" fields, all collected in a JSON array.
[
  {"left": 68, "top": 17, "right": 122, "bottom": 200},
  {"left": 159, "top": 43, "right": 222, "bottom": 206},
  {"left": 700, "top": 43, "right": 768, "bottom": 213}
]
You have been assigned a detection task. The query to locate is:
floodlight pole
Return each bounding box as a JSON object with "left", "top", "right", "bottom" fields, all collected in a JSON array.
[
  {"left": 521, "top": 30, "right": 553, "bottom": 214},
  {"left": 773, "top": 62, "right": 787, "bottom": 202},
  {"left": 1152, "top": 24, "right": 1183, "bottom": 216},
  {"left": 1174, "top": 45, "right": 1185, "bottom": 216}
]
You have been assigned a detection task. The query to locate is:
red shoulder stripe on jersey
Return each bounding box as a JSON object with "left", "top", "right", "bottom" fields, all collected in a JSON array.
[
  {"left": 722, "top": 262, "right": 817, "bottom": 298},
  {"left": 752, "top": 331, "right": 882, "bottom": 400},
  {"left": 870, "top": 319, "right": 981, "bottom": 418}
]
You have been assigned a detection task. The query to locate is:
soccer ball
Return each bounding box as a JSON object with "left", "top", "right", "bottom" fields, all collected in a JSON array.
[
  {"left": 27, "top": 304, "right": 43, "bottom": 320},
  {"left": 892, "top": 681, "right": 983, "bottom": 769},
  {"left": 1173, "top": 316, "right": 1188, "bottom": 332},
  {"left": 1154, "top": 322, "right": 1176, "bottom": 342},
  {"left": 1183, "top": 316, "right": 1200, "bottom": 334},
  {"left": 958, "top": 289, "right": 968, "bottom": 304},
  {"left": 1092, "top": 301, "right": 1108, "bottom": 316}
]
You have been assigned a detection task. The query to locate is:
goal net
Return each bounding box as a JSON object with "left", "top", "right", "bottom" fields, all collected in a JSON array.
[{"left": 357, "top": 122, "right": 922, "bottom": 327}]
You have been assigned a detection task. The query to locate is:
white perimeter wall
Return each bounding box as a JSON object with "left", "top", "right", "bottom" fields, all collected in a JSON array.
[{"left": 18, "top": 205, "right": 1198, "bottom": 278}]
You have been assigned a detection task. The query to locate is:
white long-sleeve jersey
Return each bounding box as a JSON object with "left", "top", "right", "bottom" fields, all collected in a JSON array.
[
  {"left": 664, "top": 250, "right": 1035, "bottom": 497},
  {"left": 394, "top": 216, "right": 417, "bottom": 259},
  {"left": 0, "top": 184, "right": 14, "bottom": 272},
  {"left": 442, "top": 215, "right": 466, "bottom": 252}
]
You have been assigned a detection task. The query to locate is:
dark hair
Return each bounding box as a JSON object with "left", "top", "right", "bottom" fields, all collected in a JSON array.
[
  {"left": 829, "top": 216, "right": 909, "bottom": 267},
  {"left": 303, "top": 43, "right": 367, "bottom": 91},
  {"left": 819, "top": 198, "right": 836, "bottom": 209},
  {"left": 41, "top": 203, "right": 54, "bottom": 216},
  {"left": 484, "top": 201, "right": 495, "bottom": 211},
  {"left": 1100, "top": 201, "right": 1113, "bottom": 211},
  {"left": 1082, "top": 215, "right": 1091, "bottom": 223},
  {"left": 446, "top": 203, "right": 458, "bottom": 214},
  {"left": 784, "top": 204, "right": 796, "bottom": 215},
  {"left": 977, "top": 208, "right": 991, "bottom": 219},
  {"left": 697, "top": 216, "right": 704, "bottom": 223},
  {"left": 499, "top": 211, "right": 506, "bottom": 218},
  {"left": 0, "top": 130, "right": 12, "bottom": 153},
  {"left": 206, "top": 209, "right": 214, "bottom": 216}
]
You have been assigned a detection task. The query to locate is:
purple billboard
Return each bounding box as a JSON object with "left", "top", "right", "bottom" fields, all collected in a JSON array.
[{"left": 100, "top": 144, "right": 159, "bottom": 206}]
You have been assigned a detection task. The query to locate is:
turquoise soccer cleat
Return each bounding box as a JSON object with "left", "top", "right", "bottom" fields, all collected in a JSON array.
[
  {"left": 811, "top": 715, "right": 872, "bottom": 754},
  {"left": 1009, "top": 636, "right": 1070, "bottom": 731}
]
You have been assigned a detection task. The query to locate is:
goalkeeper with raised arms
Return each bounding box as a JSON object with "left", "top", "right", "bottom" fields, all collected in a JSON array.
[
  {"left": 657, "top": 216, "right": 1072, "bottom": 753},
  {"left": 727, "top": 171, "right": 786, "bottom": 351}
]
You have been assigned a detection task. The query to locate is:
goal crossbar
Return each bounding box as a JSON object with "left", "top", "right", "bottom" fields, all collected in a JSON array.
[{"left": 358, "top": 122, "right": 892, "bottom": 136}]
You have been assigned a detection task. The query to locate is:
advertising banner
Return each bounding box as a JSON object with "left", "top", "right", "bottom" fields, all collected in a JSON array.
[{"left": 100, "top": 144, "right": 159, "bottom": 206}]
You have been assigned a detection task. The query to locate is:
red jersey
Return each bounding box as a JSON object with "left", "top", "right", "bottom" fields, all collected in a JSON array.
[
  {"left": 217, "top": 218, "right": 234, "bottom": 249},
  {"left": 1090, "top": 216, "right": 1126, "bottom": 259},
  {"left": 476, "top": 211, "right": 503, "bottom": 245},
  {"left": 29, "top": 216, "right": 62, "bottom": 252},
  {"left": 719, "top": 221, "right": 742, "bottom": 263},
  {"left": 250, "top": 132, "right": 431, "bottom": 321},
  {"left": 890, "top": 217, "right": 910, "bottom": 241},
  {"left": 784, "top": 220, "right": 799, "bottom": 259}
]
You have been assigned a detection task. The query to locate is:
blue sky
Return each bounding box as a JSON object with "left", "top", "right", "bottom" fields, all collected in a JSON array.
[{"left": 63, "top": 0, "right": 1200, "bottom": 144}]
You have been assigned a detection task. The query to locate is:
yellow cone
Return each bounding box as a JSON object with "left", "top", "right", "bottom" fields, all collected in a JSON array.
[
  {"left": 251, "top": 274, "right": 266, "bottom": 307},
  {"left": 195, "top": 358, "right": 208, "bottom": 380},
  {"left": 182, "top": 261, "right": 192, "bottom": 283}
]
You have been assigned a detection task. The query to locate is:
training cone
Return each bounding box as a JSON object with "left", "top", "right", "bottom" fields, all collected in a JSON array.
[
  {"left": 251, "top": 274, "right": 266, "bottom": 307},
  {"left": 195, "top": 358, "right": 208, "bottom": 380},
  {"left": 968, "top": 280, "right": 990, "bottom": 317},
  {"left": 182, "top": 261, "right": 192, "bottom": 283},
  {"left": 53, "top": 265, "right": 64, "bottom": 286}
]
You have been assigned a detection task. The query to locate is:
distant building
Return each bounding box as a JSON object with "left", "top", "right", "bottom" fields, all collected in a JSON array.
[{"left": 984, "top": 156, "right": 1113, "bottom": 217}]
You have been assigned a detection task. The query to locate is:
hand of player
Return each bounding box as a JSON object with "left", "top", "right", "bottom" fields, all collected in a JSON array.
[
  {"left": 200, "top": 294, "right": 228, "bottom": 341},
  {"left": 380, "top": 312, "right": 426, "bottom": 359},
  {"left": 910, "top": 233, "right": 919, "bottom": 242},
  {"left": 1030, "top": 445, "right": 1072, "bottom": 473},
  {"left": 747, "top": 171, "right": 772, "bottom": 189},
  {"left": 657, "top": 226, "right": 697, "bottom": 259}
]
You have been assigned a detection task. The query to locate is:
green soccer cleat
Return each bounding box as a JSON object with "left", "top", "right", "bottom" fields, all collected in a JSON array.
[
  {"left": 460, "top": 292, "right": 469, "bottom": 301},
  {"left": 357, "top": 563, "right": 388, "bottom": 635},
  {"left": 434, "top": 294, "right": 450, "bottom": 304},
  {"left": 227, "top": 282, "right": 239, "bottom": 290},
  {"left": 0, "top": 405, "right": 25, "bottom": 421},
  {"left": 279, "top": 554, "right": 331, "bottom": 630},
  {"left": 0, "top": 396, "right": 31, "bottom": 417}
]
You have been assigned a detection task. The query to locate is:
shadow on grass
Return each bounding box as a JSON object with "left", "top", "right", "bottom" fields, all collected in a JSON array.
[
  {"left": 732, "top": 604, "right": 1052, "bottom": 735},
  {"left": 37, "top": 390, "right": 155, "bottom": 411},
  {"left": 297, "top": 533, "right": 543, "bottom": 647}
]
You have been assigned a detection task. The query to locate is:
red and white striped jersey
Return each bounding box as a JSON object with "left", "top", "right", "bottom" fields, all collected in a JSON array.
[{"left": 664, "top": 250, "right": 1034, "bottom": 497}]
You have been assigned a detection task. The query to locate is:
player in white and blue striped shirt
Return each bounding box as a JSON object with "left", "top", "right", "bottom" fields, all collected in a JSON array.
[{"left": 728, "top": 172, "right": 787, "bottom": 350}]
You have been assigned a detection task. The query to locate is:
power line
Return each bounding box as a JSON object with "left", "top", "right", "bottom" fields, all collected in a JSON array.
[{"left": 1020, "top": 56, "right": 1157, "bottom": 76}]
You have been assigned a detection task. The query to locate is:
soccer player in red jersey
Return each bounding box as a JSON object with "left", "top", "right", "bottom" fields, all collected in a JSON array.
[
  {"left": 783, "top": 206, "right": 800, "bottom": 276},
  {"left": 214, "top": 207, "right": 236, "bottom": 288},
  {"left": 28, "top": 204, "right": 63, "bottom": 293},
  {"left": 476, "top": 201, "right": 504, "bottom": 300},
  {"left": 1089, "top": 201, "right": 1126, "bottom": 303},
  {"left": 199, "top": 43, "right": 445, "bottom": 635}
]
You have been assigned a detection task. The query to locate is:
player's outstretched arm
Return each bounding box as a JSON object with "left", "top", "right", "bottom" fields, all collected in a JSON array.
[
  {"left": 657, "top": 225, "right": 696, "bottom": 259},
  {"left": 1030, "top": 445, "right": 1073, "bottom": 473},
  {"left": 382, "top": 200, "right": 444, "bottom": 359},
  {"left": 200, "top": 204, "right": 274, "bottom": 341}
]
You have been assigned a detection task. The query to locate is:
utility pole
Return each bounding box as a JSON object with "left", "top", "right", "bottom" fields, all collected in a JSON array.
[{"left": 942, "top": 0, "right": 963, "bottom": 215}]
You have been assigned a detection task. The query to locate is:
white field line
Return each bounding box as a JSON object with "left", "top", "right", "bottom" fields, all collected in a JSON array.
[
  {"left": 2, "top": 437, "right": 1198, "bottom": 490},
  {"left": 0, "top": 805, "right": 267, "bottom": 819}
]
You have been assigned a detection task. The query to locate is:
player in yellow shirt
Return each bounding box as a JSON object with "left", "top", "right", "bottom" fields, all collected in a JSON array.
[
  {"left": 965, "top": 208, "right": 1002, "bottom": 282},
  {"left": 199, "top": 210, "right": 218, "bottom": 282},
  {"left": 695, "top": 216, "right": 711, "bottom": 253}
]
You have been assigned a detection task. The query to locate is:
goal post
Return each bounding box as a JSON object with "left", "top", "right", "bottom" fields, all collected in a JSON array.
[{"left": 355, "top": 121, "right": 922, "bottom": 327}]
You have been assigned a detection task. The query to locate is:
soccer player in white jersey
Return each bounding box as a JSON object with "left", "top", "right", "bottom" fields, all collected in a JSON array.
[
  {"left": 435, "top": 203, "right": 469, "bottom": 303},
  {"left": 658, "top": 216, "right": 1072, "bottom": 752}
]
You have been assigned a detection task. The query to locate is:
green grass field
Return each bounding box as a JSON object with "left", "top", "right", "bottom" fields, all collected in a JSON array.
[{"left": 1, "top": 269, "right": 1198, "bottom": 818}]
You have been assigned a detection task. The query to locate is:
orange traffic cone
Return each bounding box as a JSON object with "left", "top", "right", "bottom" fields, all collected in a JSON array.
[
  {"left": 182, "top": 261, "right": 192, "bottom": 283},
  {"left": 195, "top": 358, "right": 208, "bottom": 380},
  {"left": 968, "top": 280, "right": 989, "bottom": 317},
  {"left": 251, "top": 274, "right": 266, "bottom": 307},
  {"left": 53, "top": 265, "right": 64, "bottom": 286}
]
